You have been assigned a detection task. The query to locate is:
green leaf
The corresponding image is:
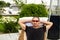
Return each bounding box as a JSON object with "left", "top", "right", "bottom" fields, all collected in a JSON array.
[{"left": 19, "top": 4, "right": 48, "bottom": 17}]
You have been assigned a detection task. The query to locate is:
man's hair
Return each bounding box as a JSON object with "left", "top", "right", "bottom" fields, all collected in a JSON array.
[{"left": 32, "top": 16, "right": 40, "bottom": 20}]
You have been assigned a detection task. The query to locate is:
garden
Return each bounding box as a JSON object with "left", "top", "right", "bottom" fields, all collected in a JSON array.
[{"left": 0, "top": 1, "right": 48, "bottom": 33}]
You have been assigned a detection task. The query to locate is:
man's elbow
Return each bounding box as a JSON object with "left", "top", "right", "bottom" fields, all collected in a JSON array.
[
  {"left": 18, "top": 20, "right": 21, "bottom": 25},
  {"left": 50, "top": 22, "right": 53, "bottom": 26},
  {"left": 46, "top": 22, "right": 53, "bottom": 30}
]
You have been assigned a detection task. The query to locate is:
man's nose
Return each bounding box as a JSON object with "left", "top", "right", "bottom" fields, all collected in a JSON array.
[{"left": 34, "top": 22, "right": 37, "bottom": 23}]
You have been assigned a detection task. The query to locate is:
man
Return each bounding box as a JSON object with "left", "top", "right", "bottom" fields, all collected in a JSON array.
[{"left": 18, "top": 17, "right": 53, "bottom": 40}]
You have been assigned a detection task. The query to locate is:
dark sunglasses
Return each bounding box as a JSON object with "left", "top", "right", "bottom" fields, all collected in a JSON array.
[{"left": 32, "top": 20, "right": 39, "bottom": 22}]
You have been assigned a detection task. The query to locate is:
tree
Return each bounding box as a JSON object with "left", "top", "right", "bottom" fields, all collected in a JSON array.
[
  {"left": 0, "top": 1, "right": 6, "bottom": 7},
  {"left": 0, "top": 1, "right": 11, "bottom": 18},
  {"left": 6, "top": 2, "right": 11, "bottom": 7},
  {"left": 13, "top": 0, "right": 24, "bottom": 9},
  {"left": 0, "top": 1, "right": 10, "bottom": 7}
]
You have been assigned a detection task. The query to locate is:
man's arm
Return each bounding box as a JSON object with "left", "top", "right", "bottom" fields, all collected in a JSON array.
[
  {"left": 44, "top": 32, "right": 47, "bottom": 40},
  {"left": 41, "top": 21, "right": 53, "bottom": 30},
  {"left": 41, "top": 21, "right": 53, "bottom": 40},
  {"left": 18, "top": 19, "right": 31, "bottom": 30}
]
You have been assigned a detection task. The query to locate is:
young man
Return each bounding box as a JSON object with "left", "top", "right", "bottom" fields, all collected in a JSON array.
[{"left": 18, "top": 17, "right": 53, "bottom": 40}]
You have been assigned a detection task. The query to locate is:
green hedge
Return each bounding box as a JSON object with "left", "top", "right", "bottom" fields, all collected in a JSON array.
[
  {"left": 3, "top": 21, "right": 18, "bottom": 33},
  {"left": 0, "top": 16, "right": 21, "bottom": 33},
  {"left": 0, "top": 23, "right": 5, "bottom": 32},
  {"left": 19, "top": 4, "right": 48, "bottom": 17}
]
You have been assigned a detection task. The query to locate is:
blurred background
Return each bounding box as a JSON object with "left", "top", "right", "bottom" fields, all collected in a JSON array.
[{"left": 0, "top": 0, "right": 60, "bottom": 40}]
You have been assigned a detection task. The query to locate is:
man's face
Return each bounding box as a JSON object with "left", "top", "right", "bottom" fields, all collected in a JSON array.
[{"left": 32, "top": 17, "right": 40, "bottom": 27}]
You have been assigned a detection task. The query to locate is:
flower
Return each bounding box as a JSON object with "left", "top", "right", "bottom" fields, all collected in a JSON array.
[{"left": 1, "top": 16, "right": 17, "bottom": 23}]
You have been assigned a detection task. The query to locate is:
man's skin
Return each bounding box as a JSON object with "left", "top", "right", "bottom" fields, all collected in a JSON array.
[{"left": 18, "top": 17, "right": 53, "bottom": 40}]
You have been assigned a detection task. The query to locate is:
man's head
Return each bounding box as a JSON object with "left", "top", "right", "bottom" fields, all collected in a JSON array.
[{"left": 32, "top": 17, "right": 40, "bottom": 27}]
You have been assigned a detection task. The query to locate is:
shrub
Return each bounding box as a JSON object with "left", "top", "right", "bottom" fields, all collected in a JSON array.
[
  {"left": 19, "top": 4, "right": 48, "bottom": 17},
  {"left": 0, "top": 16, "right": 18, "bottom": 33},
  {"left": 0, "top": 23, "right": 5, "bottom": 32},
  {"left": 4, "top": 21, "right": 18, "bottom": 33}
]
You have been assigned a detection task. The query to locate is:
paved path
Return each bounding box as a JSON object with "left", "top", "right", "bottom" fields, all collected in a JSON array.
[
  {"left": 0, "top": 31, "right": 60, "bottom": 40},
  {"left": 0, "top": 33, "right": 19, "bottom": 40}
]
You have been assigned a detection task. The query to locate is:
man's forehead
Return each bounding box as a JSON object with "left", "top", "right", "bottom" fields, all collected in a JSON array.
[{"left": 33, "top": 18, "right": 39, "bottom": 20}]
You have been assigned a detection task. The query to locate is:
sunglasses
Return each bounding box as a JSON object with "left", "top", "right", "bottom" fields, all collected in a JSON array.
[{"left": 32, "top": 20, "right": 39, "bottom": 22}]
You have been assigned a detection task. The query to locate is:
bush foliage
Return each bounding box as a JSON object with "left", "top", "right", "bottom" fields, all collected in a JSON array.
[
  {"left": 19, "top": 4, "right": 48, "bottom": 17},
  {"left": 3, "top": 21, "right": 18, "bottom": 33}
]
